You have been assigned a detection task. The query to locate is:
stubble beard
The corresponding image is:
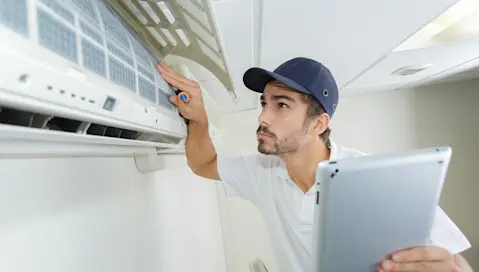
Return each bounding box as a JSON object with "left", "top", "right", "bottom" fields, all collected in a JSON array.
[{"left": 257, "top": 121, "right": 310, "bottom": 156}]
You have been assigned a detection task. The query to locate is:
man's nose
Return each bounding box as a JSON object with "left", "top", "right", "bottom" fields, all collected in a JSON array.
[{"left": 258, "top": 108, "right": 272, "bottom": 126}]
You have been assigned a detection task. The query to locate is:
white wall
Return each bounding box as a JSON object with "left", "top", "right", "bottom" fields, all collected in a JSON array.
[
  {"left": 153, "top": 166, "right": 228, "bottom": 272},
  {"left": 331, "top": 90, "right": 417, "bottom": 153},
  {"left": 0, "top": 153, "right": 227, "bottom": 272},
  {"left": 218, "top": 79, "right": 479, "bottom": 271},
  {"left": 0, "top": 156, "right": 158, "bottom": 271}
]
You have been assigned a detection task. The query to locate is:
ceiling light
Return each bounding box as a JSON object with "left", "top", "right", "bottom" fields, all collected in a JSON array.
[{"left": 394, "top": 0, "right": 479, "bottom": 51}]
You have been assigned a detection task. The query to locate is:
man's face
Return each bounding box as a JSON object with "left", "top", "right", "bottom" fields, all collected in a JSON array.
[{"left": 256, "top": 81, "right": 313, "bottom": 155}]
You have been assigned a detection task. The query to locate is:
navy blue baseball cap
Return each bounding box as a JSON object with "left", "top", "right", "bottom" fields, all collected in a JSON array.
[{"left": 243, "top": 57, "right": 339, "bottom": 117}]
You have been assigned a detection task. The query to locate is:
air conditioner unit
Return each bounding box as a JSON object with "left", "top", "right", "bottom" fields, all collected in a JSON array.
[{"left": 0, "top": 0, "right": 229, "bottom": 162}]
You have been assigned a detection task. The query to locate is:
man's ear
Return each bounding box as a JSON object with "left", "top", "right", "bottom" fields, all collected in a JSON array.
[{"left": 311, "top": 113, "right": 330, "bottom": 136}]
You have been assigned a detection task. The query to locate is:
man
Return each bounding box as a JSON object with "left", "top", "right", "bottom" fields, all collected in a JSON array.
[{"left": 157, "top": 57, "right": 473, "bottom": 272}]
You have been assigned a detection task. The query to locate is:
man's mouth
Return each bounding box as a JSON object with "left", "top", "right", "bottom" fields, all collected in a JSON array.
[{"left": 257, "top": 132, "right": 274, "bottom": 139}]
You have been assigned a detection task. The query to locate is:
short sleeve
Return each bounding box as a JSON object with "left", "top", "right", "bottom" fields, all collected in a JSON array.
[
  {"left": 217, "top": 154, "right": 260, "bottom": 201},
  {"left": 429, "top": 206, "right": 471, "bottom": 255}
]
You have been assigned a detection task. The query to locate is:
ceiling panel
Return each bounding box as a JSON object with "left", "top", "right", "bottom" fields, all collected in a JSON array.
[
  {"left": 344, "top": 35, "right": 479, "bottom": 91},
  {"left": 414, "top": 54, "right": 479, "bottom": 86},
  {"left": 340, "top": 82, "right": 406, "bottom": 97},
  {"left": 259, "top": 0, "right": 460, "bottom": 87}
]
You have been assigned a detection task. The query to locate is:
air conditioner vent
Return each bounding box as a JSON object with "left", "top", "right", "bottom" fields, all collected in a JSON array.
[
  {"left": 105, "top": 126, "right": 122, "bottom": 138},
  {"left": 87, "top": 123, "right": 108, "bottom": 136},
  {"left": 46, "top": 117, "right": 82, "bottom": 133},
  {"left": 0, "top": 105, "right": 181, "bottom": 145},
  {"left": 0, "top": 107, "right": 35, "bottom": 127},
  {"left": 119, "top": 129, "right": 139, "bottom": 140}
]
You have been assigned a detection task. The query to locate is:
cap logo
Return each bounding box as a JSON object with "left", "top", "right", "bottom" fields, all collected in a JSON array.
[
  {"left": 322, "top": 89, "right": 328, "bottom": 97},
  {"left": 332, "top": 104, "right": 337, "bottom": 111}
]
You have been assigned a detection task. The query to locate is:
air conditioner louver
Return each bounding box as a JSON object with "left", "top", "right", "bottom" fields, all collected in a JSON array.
[{"left": 106, "top": 0, "right": 236, "bottom": 94}]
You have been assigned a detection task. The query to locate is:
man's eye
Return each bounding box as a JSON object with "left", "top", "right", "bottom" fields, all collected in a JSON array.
[
  {"left": 260, "top": 102, "right": 266, "bottom": 107},
  {"left": 279, "top": 103, "right": 288, "bottom": 108}
]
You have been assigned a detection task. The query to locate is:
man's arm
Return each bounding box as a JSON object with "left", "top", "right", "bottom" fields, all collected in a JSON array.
[
  {"left": 157, "top": 61, "right": 260, "bottom": 200},
  {"left": 185, "top": 120, "right": 220, "bottom": 180},
  {"left": 157, "top": 61, "right": 220, "bottom": 180}
]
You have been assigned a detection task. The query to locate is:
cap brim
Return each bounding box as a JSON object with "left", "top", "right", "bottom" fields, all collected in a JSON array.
[{"left": 243, "top": 68, "right": 311, "bottom": 95}]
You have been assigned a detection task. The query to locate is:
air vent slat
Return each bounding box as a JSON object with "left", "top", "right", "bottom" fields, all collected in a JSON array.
[
  {"left": 46, "top": 117, "right": 82, "bottom": 132},
  {"left": 31, "top": 114, "right": 53, "bottom": 128},
  {"left": 120, "top": 129, "right": 138, "bottom": 139},
  {"left": 105, "top": 127, "right": 122, "bottom": 138},
  {"left": 87, "top": 123, "right": 108, "bottom": 136},
  {"left": 77, "top": 122, "right": 91, "bottom": 134},
  {"left": 0, "top": 107, "right": 35, "bottom": 126}
]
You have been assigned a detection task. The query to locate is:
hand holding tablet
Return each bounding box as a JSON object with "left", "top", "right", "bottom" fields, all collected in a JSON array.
[{"left": 312, "top": 146, "right": 456, "bottom": 272}]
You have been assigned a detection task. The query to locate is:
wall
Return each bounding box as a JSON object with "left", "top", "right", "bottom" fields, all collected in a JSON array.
[
  {"left": 153, "top": 166, "right": 228, "bottom": 272},
  {"left": 415, "top": 81, "right": 479, "bottom": 267},
  {"left": 0, "top": 156, "right": 158, "bottom": 272},
  {"left": 0, "top": 153, "right": 227, "bottom": 272},
  {"left": 218, "top": 79, "right": 479, "bottom": 271}
]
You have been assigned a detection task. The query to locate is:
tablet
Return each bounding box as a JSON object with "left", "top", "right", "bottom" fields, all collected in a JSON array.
[{"left": 312, "top": 146, "right": 452, "bottom": 272}]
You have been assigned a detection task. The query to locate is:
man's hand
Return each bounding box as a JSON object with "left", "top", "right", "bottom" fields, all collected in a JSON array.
[
  {"left": 378, "top": 246, "right": 470, "bottom": 272},
  {"left": 156, "top": 61, "right": 208, "bottom": 124}
]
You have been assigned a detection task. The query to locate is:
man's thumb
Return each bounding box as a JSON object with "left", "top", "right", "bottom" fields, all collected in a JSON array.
[{"left": 168, "top": 95, "right": 180, "bottom": 107}]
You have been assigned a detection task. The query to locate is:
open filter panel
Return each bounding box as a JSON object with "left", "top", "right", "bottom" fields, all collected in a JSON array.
[{"left": 106, "top": 0, "right": 236, "bottom": 94}]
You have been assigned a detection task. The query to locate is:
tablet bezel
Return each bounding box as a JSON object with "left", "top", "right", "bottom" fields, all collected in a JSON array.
[{"left": 312, "top": 146, "right": 452, "bottom": 272}]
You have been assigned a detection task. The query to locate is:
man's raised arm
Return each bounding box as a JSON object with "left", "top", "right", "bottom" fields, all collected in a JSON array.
[{"left": 157, "top": 61, "right": 220, "bottom": 180}]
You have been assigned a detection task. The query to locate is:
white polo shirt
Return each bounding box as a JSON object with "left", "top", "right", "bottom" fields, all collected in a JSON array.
[{"left": 217, "top": 140, "right": 471, "bottom": 272}]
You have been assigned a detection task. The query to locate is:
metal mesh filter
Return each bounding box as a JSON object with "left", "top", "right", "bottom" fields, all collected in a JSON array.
[
  {"left": 106, "top": 0, "right": 236, "bottom": 94},
  {"left": 37, "top": 8, "right": 78, "bottom": 63},
  {"left": 139, "top": 77, "right": 157, "bottom": 103},
  {"left": 109, "top": 57, "right": 136, "bottom": 91},
  {"left": 138, "top": 64, "right": 155, "bottom": 82},
  {"left": 72, "top": 0, "right": 99, "bottom": 23},
  {"left": 107, "top": 41, "right": 135, "bottom": 66},
  {"left": 39, "top": 0, "right": 75, "bottom": 24},
  {"left": 80, "top": 21, "right": 103, "bottom": 44},
  {"left": 0, "top": 0, "right": 28, "bottom": 35},
  {"left": 82, "top": 38, "right": 106, "bottom": 77}
]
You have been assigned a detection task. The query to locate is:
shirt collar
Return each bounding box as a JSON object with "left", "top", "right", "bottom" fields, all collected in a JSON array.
[{"left": 276, "top": 138, "right": 338, "bottom": 179}]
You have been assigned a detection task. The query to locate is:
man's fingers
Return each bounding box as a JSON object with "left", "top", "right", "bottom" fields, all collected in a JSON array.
[
  {"left": 380, "top": 260, "right": 455, "bottom": 272},
  {"left": 168, "top": 95, "right": 184, "bottom": 107},
  {"left": 157, "top": 60, "right": 178, "bottom": 74},
  {"left": 160, "top": 72, "right": 193, "bottom": 93},
  {"left": 157, "top": 61, "right": 198, "bottom": 89},
  {"left": 391, "top": 246, "right": 452, "bottom": 263}
]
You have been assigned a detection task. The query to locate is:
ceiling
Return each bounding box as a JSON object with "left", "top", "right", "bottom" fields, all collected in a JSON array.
[{"left": 175, "top": 0, "right": 479, "bottom": 112}]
